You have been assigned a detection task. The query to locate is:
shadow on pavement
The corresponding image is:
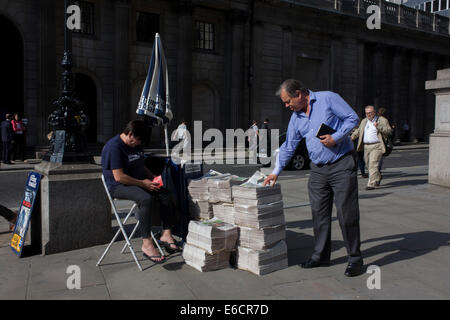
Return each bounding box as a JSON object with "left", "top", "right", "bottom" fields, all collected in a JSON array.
[
  {"left": 359, "top": 192, "right": 391, "bottom": 199},
  {"left": 330, "top": 231, "right": 450, "bottom": 267},
  {"left": 381, "top": 179, "right": 428, "bottom": 188}
]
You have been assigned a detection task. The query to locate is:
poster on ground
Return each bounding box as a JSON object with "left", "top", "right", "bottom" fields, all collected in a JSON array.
[{"left": 10, "top": 172, "right": 41, "bottom": 257}]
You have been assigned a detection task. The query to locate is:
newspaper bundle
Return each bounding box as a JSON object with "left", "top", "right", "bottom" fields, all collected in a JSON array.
[
  {"left": 237, "top": 224, "right": 286, "bottom": 251},
  {"left": 212, "top": 203, "right": 235, "bottom": 225},
  {"left": 208, "top": 175, "right": 246, "bottom": 203},
  {"left": 187, "top": 170, "right": 223, "bottom": 220},
  {"left": 231, "top": 171, "right": 288, "bottom": 275},
  {"left": 236, "top": 240, "right": 288, "bottom": 276},
  {"left": 234, "top": 200, "right": 285, "bottom": 229},
  {"left": 185, "top": 218, "right": 238, "bottom": 254},
  {"left": 183, "top": 243, "right": 231, "bottom": 272},
  {"left": 183, "top": 218, "right": 238, "bottom": 272}
]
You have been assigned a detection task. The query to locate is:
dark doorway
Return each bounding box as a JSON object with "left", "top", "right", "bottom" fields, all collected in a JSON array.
[
  {"left": 0, "top": 16, "right": 24, "bottom": 120},
  {"left": 74, "top": 73, "right": 97, "bottom": 143}
]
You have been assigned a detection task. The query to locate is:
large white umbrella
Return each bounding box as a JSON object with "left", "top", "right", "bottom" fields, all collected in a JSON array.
[{"left": 136, "top": 33, "right": 173, "bottom": 156}]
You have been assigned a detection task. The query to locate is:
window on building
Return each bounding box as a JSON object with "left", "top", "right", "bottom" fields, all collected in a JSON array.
[
  {"left": 425, "top": 1, "right": 432, "bottom": 12},
  {"left": 433, "top": 0, "right": 439, "bottom": 11},
  {"left": 195, "top": 21, "right": 215, "bottom": 51},
  {"left": 440, "top": 0, "right": 446, "bottom": 10},
  {"left": 136, "top": 11, "right": 160, "bottom": 43},
  {"left": 71, "top": 0, "right": 95, "bottom": 35}
]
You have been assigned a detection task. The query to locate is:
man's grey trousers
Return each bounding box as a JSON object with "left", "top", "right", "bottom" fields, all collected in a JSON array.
[{"left": 308, "top": 152, "right": 363, "bottom": 264}]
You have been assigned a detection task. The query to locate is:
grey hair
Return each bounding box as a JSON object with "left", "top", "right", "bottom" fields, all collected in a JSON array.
[{"left": 275, "top": 79, "right": 309, "bottom": 97}]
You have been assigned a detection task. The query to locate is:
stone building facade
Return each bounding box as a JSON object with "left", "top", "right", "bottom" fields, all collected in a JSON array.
[{"left": 0, "top": 0, "right": 449, "bottom": 150}]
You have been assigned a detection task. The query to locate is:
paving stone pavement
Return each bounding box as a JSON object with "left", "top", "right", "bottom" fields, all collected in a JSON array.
[{"left": 0, "top": 162, "right": 449, "bottom": 300}]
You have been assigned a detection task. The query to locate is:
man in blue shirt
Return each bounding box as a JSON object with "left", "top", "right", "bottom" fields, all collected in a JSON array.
[
  {"left": 102, "top": 120, "right": 181, "bottom": 263},
  {"left": 263, "top": 79, "right": 364, "bottom": 277}
]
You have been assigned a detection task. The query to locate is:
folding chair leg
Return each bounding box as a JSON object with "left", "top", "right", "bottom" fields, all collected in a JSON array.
[
  {"left": 151, "top": 231, "right": 165, "bottom": 257},
  {"left": 97, "top": 208, "right": 143, "bottom": 271},
  {"left": 121, "top": 221, "right": 140, "bottom": 254}
]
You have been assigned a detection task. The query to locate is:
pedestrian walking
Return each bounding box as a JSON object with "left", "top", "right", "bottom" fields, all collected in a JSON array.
[
  {"left": 259, "top": 118, "right": 271, "bottom": 158},
  {"left": 351, "top": 106, "right": 392, "bottom": 190},
  {"left": 263, "top": 79, "right": 364, "bottom": 277},
  {"left": 11, "top": 113, "right": 26, "bottom": 162},
  {"left": 1, "top": 113, "right": 13, "bottom": 164},
  {"left": 247, "top": 120, "right": 259, "bottom": 163}
]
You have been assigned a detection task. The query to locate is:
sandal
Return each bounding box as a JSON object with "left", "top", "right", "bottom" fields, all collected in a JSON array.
[
  {"left": 159, "top": 240, "right": 182, "bottom": 254},
  {"left": 143, "top": 252, "right": 165, "bottom": 264}
]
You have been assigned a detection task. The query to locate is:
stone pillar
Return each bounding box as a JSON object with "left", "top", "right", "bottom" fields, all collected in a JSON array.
[
  {"left": 229, "top": 9, "right": 248, "bottom": 130},
  {"left": 249, "top": 20, "right": 264, "bottom": 127},
  {"left": 176, "top": 0, "right": 193, "bottom": 125},
  {"left": 34, "top": 162, "right": 111, "bottom": 254},
  {"left": 409, "top": 51, "right": 420, "bottom": 143},
  {"left": 425, "top": 54, "right": 438, "bottom": 140},
  {"left": 113, "top": 0, "right": 130, "bottom": 133},
  {"left": 281, "top": 25, "right": 293, "bottom": 129},
  {"left": 373, "top": 44, "right": 384, "bottom": 109},
  {"left": 391, "top": 47, "right": 403, "bottom": 143},
  {"left": 426, "top": 68, "right": 450, "bottom": 187}
]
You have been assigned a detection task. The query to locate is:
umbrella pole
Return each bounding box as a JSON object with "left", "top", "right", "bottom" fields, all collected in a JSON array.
[{"left": 164, "top": 123, "right": 169, "bottom": 158}]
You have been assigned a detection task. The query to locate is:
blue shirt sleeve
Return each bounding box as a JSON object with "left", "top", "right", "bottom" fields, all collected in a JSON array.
[
  {"left": 272, "top": 115, "right": 303, "bottom": 176},
  {"left": 327, "top": 93, "right": 359, "bottom": 144}
]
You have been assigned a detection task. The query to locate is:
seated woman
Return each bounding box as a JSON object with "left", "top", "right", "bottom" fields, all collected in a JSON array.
[{"left": 101, "top": 120, "right": 181, "bottom": 263}]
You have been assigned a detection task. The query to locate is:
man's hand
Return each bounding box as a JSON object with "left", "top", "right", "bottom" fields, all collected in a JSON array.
[
  {"left": 142, "top": 179, "right": 161, "bottom": 192},
  {"left": 263, "top": 174, "right": 278, "bottom": 187},
  {"left": 319, "top": 134, "right": 336, "bottom": 148}
]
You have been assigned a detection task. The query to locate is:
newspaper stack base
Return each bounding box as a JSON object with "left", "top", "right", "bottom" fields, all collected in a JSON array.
[
  {"left": 183, "top": 243, "right": 231, "bottom": 272},
  {"left": 238, "top": 225, "right": 286, "bottom": 251},
  {"left": 213, "top": 203, "right": 235, "bottom": 225},
  {"left": 186, "top": 218, "right": 238, "bottom": 254},
  {"left": 236, "top": 240, "right": 288, "bottom": 275}
]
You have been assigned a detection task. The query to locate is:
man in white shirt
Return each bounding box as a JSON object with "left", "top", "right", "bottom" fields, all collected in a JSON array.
[{"left": 351, "top": 105, "right": 392, "bottom": 190}]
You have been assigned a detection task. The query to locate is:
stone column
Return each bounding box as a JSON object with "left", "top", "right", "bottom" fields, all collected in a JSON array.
[
  {"left": 426, "top": 69, "right": 450, "bottom": 187},
  {"left": 391, "top": 47, "right": 403, "bottom": 143},
  {"left": 249, "top": 20, "right": 264, "bottom": 126},
  {"left": 373, "top": 44, "right": 384, "bottom": 109},
  {"left": 409, "top": 51, "right": 420, "bottom": 143},
  {"left": 229, "top": 9, "right": 248, "bottom": 130},
  {"left": 176, "top": 0, "right": 193, "bottom": 125},
  {"left": 113, "top": 0, "right": 130, "bottom": 133},
  {"left": 281, "top": 25, "right": 293, "bottom": 129},
  {"left": 425, "top": 54, "right": 438, "bottom": 139}
]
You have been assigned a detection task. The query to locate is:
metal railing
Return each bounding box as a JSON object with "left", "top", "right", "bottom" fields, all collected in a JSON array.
[{"left": 279, "top": 0, "right": 450, "bottom": 36}]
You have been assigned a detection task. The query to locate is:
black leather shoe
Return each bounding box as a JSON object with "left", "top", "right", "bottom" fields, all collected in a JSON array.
[
  {"left": 301, "top": 258, "right": 330, "bottom": 269},
  {"left": 344, "top": 261, "right": 365, "bottom": 277}
]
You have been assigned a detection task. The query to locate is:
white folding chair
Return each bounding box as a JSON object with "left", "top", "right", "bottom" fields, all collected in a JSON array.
[{"left": 97, "top": 175, "right": 164, "bottom": 271}]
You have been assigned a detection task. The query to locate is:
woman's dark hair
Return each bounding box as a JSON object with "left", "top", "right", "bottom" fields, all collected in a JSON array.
[
  {"left": 276, "top": 79, "right": 309, "bottom": 97},
  {"left": 123, "top": 120, "right": 148, "bottom": 139}
]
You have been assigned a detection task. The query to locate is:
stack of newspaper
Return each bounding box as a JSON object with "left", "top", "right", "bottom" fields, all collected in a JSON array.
[
  {"left": 187, "top": 170, "right": 222, "bottom": 220},
  {"left": 212, "top": 203, "right": 236, "bottom": 225},
  {"left": 183, "top": 218, "right": 238, "bottom": 272},
  {"left": 183, "top": 243, "right": 231, "bottom": 272},
  {"left": 208, "top": 175, "right": 246, "bottom": 204},
  {"left": 231, "top": 171, "right": 288, "bottom": 275},
  {"left": 236, "top": 240, "right": 288, "bottom": 276}
]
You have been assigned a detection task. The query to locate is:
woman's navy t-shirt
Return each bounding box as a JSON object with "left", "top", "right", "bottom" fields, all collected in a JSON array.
[{"left": 101, "top": 135, "right": 146, "bottom": 192}]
